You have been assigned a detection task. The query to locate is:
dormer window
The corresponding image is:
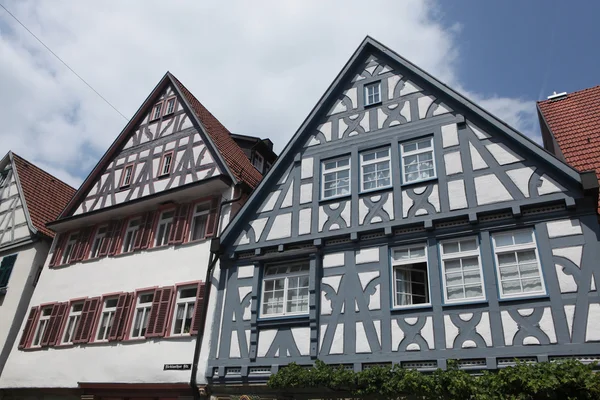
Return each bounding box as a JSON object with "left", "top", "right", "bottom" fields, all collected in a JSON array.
[
  {"left": 120, "top": 164, "right": 134, "bottom": 187},
  {"left": 252, "top": 152, "right": 264, "bottom": 173},
  {"left": 165, "top": 97, "right": 176, "bottom": 115},
  {"left": 151, "top": 103, "right": 163, "bottom": 120},
  {"left": 364, "top": 82, "right": 381, "bottom": 106},
  {"left": 159, "top": 152, "right": 174, "bottom": 176}
]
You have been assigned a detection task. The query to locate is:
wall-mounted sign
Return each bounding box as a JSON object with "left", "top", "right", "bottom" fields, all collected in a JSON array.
[{"left": 163, "top": 364, "right": 191, "bottom": 371}]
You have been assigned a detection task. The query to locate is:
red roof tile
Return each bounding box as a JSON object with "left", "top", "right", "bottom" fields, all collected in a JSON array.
[
  {"left": 12, "top": 154, "right": 76, "bottom": 238},
  {"left": 172, "top": 75, "right": 263, "bottom": 189}
]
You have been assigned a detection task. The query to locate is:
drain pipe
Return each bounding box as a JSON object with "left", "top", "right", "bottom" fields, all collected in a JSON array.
[{"left": 190, "top": 185, "right": 244, "bottom": 399}]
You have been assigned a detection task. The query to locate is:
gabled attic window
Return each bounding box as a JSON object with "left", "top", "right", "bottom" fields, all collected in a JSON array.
[
  {"left": 165, "top": 97, "right": 176, "bottom": 115},
  {"left": 120, "top": 164, "right": 134, "bottom": 187},
  {"left": 364, "top": 81, "right": 381, "bottom": 106},
  {"left": 151, "top": 103, "right": 163, "bottom": 121},
  {"left": 159, "top": 152, "right": 174, "bottom": 177}
]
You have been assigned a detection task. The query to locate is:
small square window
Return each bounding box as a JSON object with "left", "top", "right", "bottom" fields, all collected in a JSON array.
[
  {"left": 364, "top": 82, "right": 381, "bottom": 106},
  {"left": 159, "top": 152, "right": 174, "bottom": 176},
  {"left": 440, "top": 237, "right": 485, "bottom": 303},
  {"left": 165, "top": 98, "right": 176, "bottom": 115},
  {"left": 151, "top": 103, "right": 163, "bottom": 120},
  {"left": 401, "top": 137, "right": 436, "bottom": 184},
  {"left": 360, "top": 147, "right": 391, "bottom": 192},
  {"left": 321, "top": 156, "right": 351, "bottom": 200},
  {"left": 121, "top": 165, "right": 134, "bottom": 187},
  {"left": 261, "top": 262, "right": 309, "bottom": 318},
  {"left": 391, "top": 245, "right": 430, "bottom": 308}
]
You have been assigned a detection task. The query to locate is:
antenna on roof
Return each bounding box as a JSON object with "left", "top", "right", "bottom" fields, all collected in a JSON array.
[{"left": 547, "top": 91, "right": 567, "bottom": 100}]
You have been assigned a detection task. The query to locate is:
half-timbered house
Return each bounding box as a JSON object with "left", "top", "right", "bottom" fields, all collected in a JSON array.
[
  {"left": 0, "top": 73, "right": 268, "bottom": 400},
  {"left": 202, "top": 37, "right": 600, "bottom": 398}
]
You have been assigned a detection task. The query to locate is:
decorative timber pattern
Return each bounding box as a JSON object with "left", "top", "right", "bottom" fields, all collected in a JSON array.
[
  {"left": 73, "top": 85, "right": 221, "bottom": 216},
  {"left": 0, "top": 163, "right": 29, "bottom": 245}
]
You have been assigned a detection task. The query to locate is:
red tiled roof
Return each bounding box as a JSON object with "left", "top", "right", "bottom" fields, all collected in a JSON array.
[
  {"left": 12, "top": 154, "right": 76, "bottom": 238},
  {"left": 172, "top": 75, "right": 263, "bottom": 189}
]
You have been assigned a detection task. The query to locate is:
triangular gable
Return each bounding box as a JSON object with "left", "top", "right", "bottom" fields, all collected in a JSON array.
[
  {"left": 0, "top": 153, "right": 31, "bottom": 245},
  {"left": 221, "top": 36, "right": 585, "bottom": 249}
]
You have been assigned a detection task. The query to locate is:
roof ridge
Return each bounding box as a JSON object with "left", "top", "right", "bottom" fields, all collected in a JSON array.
[
  {"left": 11, "top": 152, "right": 76, "bottom": 190},
  {"left": 538, "top": 84, "right": 600, "bottom": 104}
]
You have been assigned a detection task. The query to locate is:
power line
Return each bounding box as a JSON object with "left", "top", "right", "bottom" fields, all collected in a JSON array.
[{"left": 0, "top": 2, "right": 129, "bottom": 121}]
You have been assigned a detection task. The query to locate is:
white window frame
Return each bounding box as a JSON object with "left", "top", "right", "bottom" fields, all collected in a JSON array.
[
  {"left": 189, "top": 202, "right": 210, "bottom": 242},
  {"left": 61, "top": 233, "right": 79, "bottom": 264},
  {"left": 122, "top": 218, "right": 142, "bottom": 253},
  {"left": 252, "top": 152, "right": 264, "bottom": 172},
  {"left": 121, "top": 164, "right": 134, "bottom": 187},
  {"left": 159, "top": 152, "right": 173, "bottom": 176},
  {"left": 61, "top": 302, "right": 84, "bottom": 345},
  {"left": 171, "top": 286, "right": 197, "bottom": 336},
  {"left": 360, "top": 147, "right": 392, "bottom": 193},
  {"left": 391, "top": 244, "right": 431, "bottom": 309},
  {"left": 31, "top": 306, "right": 53, "bottom": 347},
  {"left": 96, "top": 297, "right": 118, "bottom": 342},
  {"left": 439, "top": 236, "right": 486, "bottom": 303},
  {"left": 364, "top": 81, "right": 381, "bottom": 106},
  {"left": 492, "top": 228, "right": 546, "bottom": 299},
  {"left": 130, "top": 292, "right": 154, "bottom": 339},
  {"left": 400, "top": 137, "right": 436, "bottom": 184},
  {"left": 89, "top": 225, "right": 108, "bottom": 259},
  {"left": 260, "top": 262, "right": 310, "bottom": 318},
  {"left": 155, "top": 210, "right": 175, "bottom": 247},
  {"left": 165, "top": 98, "right": 176, "bottom": 115},
  {"left": 321, "top": 156, "right": 351, "bottom": 200},
  {"left": 151, "top": 102, "right": 162, "bottom": 120}
]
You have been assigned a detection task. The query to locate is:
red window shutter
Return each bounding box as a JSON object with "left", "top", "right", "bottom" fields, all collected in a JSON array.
[
  {"left": 205, "top": 197, "right": 220, "bottom": 238},
  {"left": 73, "top": 228, "right": 93, "bottom": 262},
  {"left": 108, "top": 292, "right": 132, "bottom": 341},
  {"left": 134, "top": 212, "right": 157, "bottom": 250},
  {"left": 190, "top": 282, "right": 207, "bottom": 335},
  {"left": 73, "top": 297, "right": 101, "bottom": 344},
  {"left": 145, "top": 286, "right": 174, "bottom": 338},
  {"left": 168, "top": 204, "right": 190, "bottom": 245},
  {"left": 18, "top": 307, "right": 39, "bottom": 349},
  {"left": 41, "top": 303, "right": 68, "bottom": 347},
  {"left": 48, "top": 234, "right": 68, "bottom": 267},
  {"left": 49, "top": 302, "right": 69, "bottom": 346},
  {"left": 109, "top": 220, "right": 127, "bottom": 256}
]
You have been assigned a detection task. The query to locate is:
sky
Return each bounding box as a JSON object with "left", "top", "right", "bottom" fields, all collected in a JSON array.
[{"left": 0, "top": 0, "right": 598, "bottom": 189}]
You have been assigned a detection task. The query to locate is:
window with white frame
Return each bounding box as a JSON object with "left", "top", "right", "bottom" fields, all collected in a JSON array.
[
  {"left": 155, "top": 210, "right": 175, "bottom": 247},
  {"left": 440, "top": 237, "right": 485, "bottom": 302},
  {"left": 401, "top": 138, "right": 436, "bottom": 184},
  {"left": 159, "top": 153, "right": 173, "bottom": 176},
  {"left": 96, "top": 297, "right": 118, "bottom": 341},
  {"left": 321, "top": 156, "right": 351, "bottom": 200},
  {"left": 252, "top": 152, "right": 264, "bottom": 172},
  {"left": 32, "top": 306, "right": 53, "bottom": 347},
  {"left": 261, "top": 262, "right": 309, "bottom": 317},
  {"left": 172, "top": 286, "right": 197, "bottom": 336},
  {"left": 121, "top": 165, "right": 133, "bottom": 187},
  {"left": 492, "top": 229, "right": 545, "bottom": 298},
  {"left": 391, "top": 245, "right": 429, "bottom": 307},
  {"left": 190, "top": 202, "right": 210, "bottom": 241},
  {"left": 165, "top": 98, "right": 176, "bottom": 115},
  {"left": 360, "top": 147, "right": 391, "bottom": 192},
  {"left": 151, "top": 103, "right": 162, "bottom": 120},
  {"left": 61, "top": 233, "right": 79, "bottom": 264},
  {"left": 364, "top": 82, "right": 381, "bottom": 106},
  {"left": 122, "top": 218, "right": 141, "bottom": 253},
  {"left": 89, "top": 225, "right": 108, "bottom": 258},
  {"left": 61, "top": 302, "right": 84, "bottom": 344},
  {"left": 130, "top": 292, "right": 154, "bottom": 339}
]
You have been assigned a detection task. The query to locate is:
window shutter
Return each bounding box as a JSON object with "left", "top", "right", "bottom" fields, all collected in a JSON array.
[
  {"left": 48, "top": 234, "right": 67, "bottom": 267},
  {"left": 145, "top": 286, "right": 174, "bottom": 338},
  {"left": 18, "top": 306, "right": 39, "bottom": 349},
  {"left": 73, "top": 297, "right": 101, "bottom": 344},
  {"left": 205, "top": 197, "right": 220, "bottom": 238},
  {"left": 0, "top": 254, "right": 17, "bottom": 289},
  {"left": 190, "top": 282, "right": 207, "bottom": 335},
  {"left": 109, "top": 220, "right": 127, "bottom": 256},
  {"left": 48, "top": 302, "right": 69, "bottom": 346},
  {"left": 169, "top": 204, "right": 190, "bottom": 245},
  {"left": 108, "top": 292, "right": 132, "bottom": 341},
  {"left": 134, "top": 212, "right": 157, "bottom": 250},
  {"left": 73, "top": 228, "right": 93, "bottom": 262},
  {"left": 98, "top": 221, "right": 121, "bottom": 257}
]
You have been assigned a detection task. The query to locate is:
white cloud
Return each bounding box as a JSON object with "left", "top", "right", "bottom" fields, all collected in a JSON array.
[{"left": 0, "top": 0, "right": 538, "bottom": 190}]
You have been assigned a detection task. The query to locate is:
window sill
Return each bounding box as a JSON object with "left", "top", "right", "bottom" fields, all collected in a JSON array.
[
  {"left": 54, "top": 343, "right": 76, "bottom": 349},
  {"left": 359, "top": 186, "right": 393, "bottom": 196},
  {"left": 319, "top": 193, "right": 351, "bottom": 204},
  {"left": 117, "top": 185, "right": 131, "bottom": 192},
  {"left": 364, "top": 101, "right": 382, "bottom": 109},
  {"left": 498, "top": 292, "right": 549, "bottom": 303},
  {"left": 442, "top": 299, "right": 488, "bottom": 308},
  {"left": 162, "top": 334, "right": 194, "bottom": 341},
  {"left": 156, "top": 174, "right": 170, "bottom": 180},
  {"left": 390, "top": 304, "right": 432, "bottom": 313},
  {"left": 401, "top": 177, "right": 438, "bottom": 188},
  {"left": 257, "top": 314, "right": 309, "bottom": 328}
]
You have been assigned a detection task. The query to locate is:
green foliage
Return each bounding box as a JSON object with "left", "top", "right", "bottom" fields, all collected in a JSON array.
[{"left": 267, "top": 359, "right": 600, "bottom": 399}]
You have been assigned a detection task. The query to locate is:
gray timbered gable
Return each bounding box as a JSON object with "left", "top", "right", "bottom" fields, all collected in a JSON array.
[
  {"left": 206, "top": 37, "right": 600, "bottom": 390},
  {"left": 0, "top": 158, "right": 29, "bottom": 245}
]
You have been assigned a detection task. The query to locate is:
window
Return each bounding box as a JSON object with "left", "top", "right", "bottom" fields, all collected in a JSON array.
[
  {"left": 440, "top": 237, "right": 485, "bottom": 302},
  {"left": 0, "top": 254, "right": 17, "bottom": 291},
  {"left": 159, "top": 152, "right": 173, "bottom": 176},
  {"left": 252, "top": 152, "right": 264, "bottom": 172},
  {"left": 121, "top": 165, "right": 134, "bottom": 187},
  {"left": 151, "top": 103, "right": 162, "bottom": 120},
  {"left": 364, "top": 82, "right": 381, "bottom": 106},
  {"left": 155, "top": 210, "right": 175, "bottom": 247},
  {"left": 96, "top": 297, "right": 118, "bottom": 342},
  {"left": 391, "top": 245, "right": 430, "bottom": 308},
  {"left": 360, "top": 147, "right": 391, "bottom": 192},
  {"left": 401, "top": 137, "right": 436, "bottom": 184},
  {"left": 172, "top": 286, "right": 197, "bottom": 336},
  {"left": 190, "top": 202, "right": 210, "bottom": 241},
  {"left": 89, "top": 225, "right": 108, "bottom": 259},
  {"left": 122, "top": 218, "right": 141, "bottom": 253},
  {"left": 261, "top": 262, "right": 309, "bottom": 317},
  {"left": 32, "top": 306, "right": 53, "bottom": 347},
  {"left": 492, "top": 229, "right": 545, "bottom": 298},
  {"left": 265, "top": 161, "right": 273, "bottom": 173},
  {"left": 165, "top": 98, "right": 176, "bottom": 115},
  {"left": 131, "top": 292, "right": 154, "bottom": 339},
  {"left": 0, "top": 170, "right": 7, "bottom": 187},
  {"left": 61, "top": 233, "right": 79, "bottom": 264},
  {"left": 321, "top": 156, "right": 351, "bottom": 200},
  {"left": 61, "top": 302, "right": 84, "bottom": 344}
]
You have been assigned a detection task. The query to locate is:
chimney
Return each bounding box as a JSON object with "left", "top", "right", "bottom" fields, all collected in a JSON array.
[{"left": 547, "top": 91, "right": 567, "bottom": 100}]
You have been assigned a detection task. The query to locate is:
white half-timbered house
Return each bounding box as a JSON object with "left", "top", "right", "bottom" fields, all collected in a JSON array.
[
  {"left": 0, "top": 73, "right": 267, "bottom": 400},
  {"left": 202, "top": 37, "right": 600, "bottom": 398}
]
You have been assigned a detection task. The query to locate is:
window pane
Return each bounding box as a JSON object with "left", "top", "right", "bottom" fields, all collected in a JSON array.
[
  {"left": 181, "top": 287, "right": 198, "bottom": 298},
  {"left": 463, "top": 269, "right": 481, "bottom": 285},
  {"left": 498, "top": 253, "right": 517, "bottom": 266},
  {"left": 495, "top": 234, "right": 514, "bottom": 247},
  {"left": 446, "top": 272, "right": 463, "bottom": 286},
  {"left": 443, "top": 242, "right": 459, "bottom": 254},
  {"left": 447, "top": 286, "right": 464, "bottom": 300},
  {"left": 499, "top": 266, "right": 519, "bottom": 280},
  {"left": 403, "top": 143, "right": 417, "bottom": 153},
  {"left": 417, "top": 140, "right": 432, "bottom": 150},
  {"left": 522, "top": 278, "right": 543, "bottom": 292},
  {"left": 444, "top": 259, "right": 461, "bottom": 273},
  {"left": 465, "top": 285, "right": 483, "bottom": 298},
  {"left": 460, "top": 239, "right": 478, "bottom": 252},
  {"left": 514, "top": 230, "right": 533, "bottom": 245},
  {"left": 502, "top": 280, "right": 522, "bottom": 294},
  {"left": 461, "top": 257, "right": 480, "bottom": 270}
]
